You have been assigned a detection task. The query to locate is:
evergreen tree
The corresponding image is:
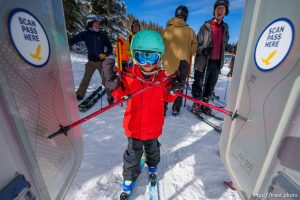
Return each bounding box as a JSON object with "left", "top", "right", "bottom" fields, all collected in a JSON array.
[
  {"left": 63, "top": 0, "right": 84, "bottom": 37},
  {"left": 127, "top": 14, "right": 164, "bottom": 35},
  {"left": 90, "top": 0, "right": 128, "bottom": 42}
]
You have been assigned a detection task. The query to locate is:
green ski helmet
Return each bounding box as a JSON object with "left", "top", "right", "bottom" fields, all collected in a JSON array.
[{"left": 131, "top": 30, "right": 165, "bottom": 57}]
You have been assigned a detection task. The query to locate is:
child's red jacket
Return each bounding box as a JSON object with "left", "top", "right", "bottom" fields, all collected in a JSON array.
[{"left": 112, "top": 65, "right": 177, "bottom": 140}]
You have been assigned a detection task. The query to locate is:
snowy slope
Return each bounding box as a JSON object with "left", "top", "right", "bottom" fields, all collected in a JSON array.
[{"left": 65, "top": 53, "right": 240, "bottom": 200}]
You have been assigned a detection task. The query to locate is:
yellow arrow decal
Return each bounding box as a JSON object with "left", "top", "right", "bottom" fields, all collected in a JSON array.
[
  {"left": 262, "top": 50, "right": 277, "bottom": 65},
  {"left": 30, "top": 44, "right": 42, "bottom": 61}
]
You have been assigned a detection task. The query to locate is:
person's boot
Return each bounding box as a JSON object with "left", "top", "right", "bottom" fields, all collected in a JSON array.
[
  {"left": 201, "top": 106, "right": 212, "bottom": 115},
  {"left": 107, "top": 96, "right": 114, "bottom": 105},
  {"left": 120, "top": 180, "right": 136, "bottom": 200},
  {"left": 201, "top": 97, "right": 212, "bottom": 115},
  {"left": 148, "top": 166, "right": 157, "bottom": 186},
  {"left": 172, "top": 108, "right": 180, "bottom": 116},
  {"left": 76, "top": 95, "right": 83, "bottom": 101},
  {"left": 192, "top": 103, "right": 201, "bottom": 114}
]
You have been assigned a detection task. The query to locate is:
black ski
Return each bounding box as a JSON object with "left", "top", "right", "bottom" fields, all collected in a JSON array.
[
  {"left": 79, "top": 88, "right": 106, "bottom": 112},
  {"left": 186, "top": 106, "right": 222, "bottom": 133},
  {"left": 78, "top": 86, "right": 102, "bottom": 109},
  {"left": 211, "top": 93, "right": 227, "bottom": 107},
  {"left": 202, "top": 112, "right": 224, "bottom": 121}
]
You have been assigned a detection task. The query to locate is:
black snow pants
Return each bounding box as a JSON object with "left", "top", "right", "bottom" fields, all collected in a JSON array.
[
  {"left": 192, "top": 60, "right": 221, "bottom": 100},
  {"left": 123, "top": 137, "right": 161, "bottom": 181}
]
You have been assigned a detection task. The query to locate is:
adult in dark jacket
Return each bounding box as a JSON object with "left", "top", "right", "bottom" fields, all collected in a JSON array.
[
  {"left": 191, "top": 0, "right": 229, "bottom": 114},
  {"left": 68, "top": 14, "right": 113, "bottom": 104}
]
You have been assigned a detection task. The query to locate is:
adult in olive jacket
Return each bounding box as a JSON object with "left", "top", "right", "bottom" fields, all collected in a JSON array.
[
  {"left": 163, "top": 5, "right": 197, "bottom": 115},
  {"left": 192, "top": 0, "right": 229, "bottom": 115}
]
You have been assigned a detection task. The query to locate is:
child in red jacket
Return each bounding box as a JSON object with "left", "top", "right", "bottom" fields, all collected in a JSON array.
[{"left": 103, "top": 30, "right": 188, "bottom": 199}]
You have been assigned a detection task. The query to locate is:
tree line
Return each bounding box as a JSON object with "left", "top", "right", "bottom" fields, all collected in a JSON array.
[{"left": 63, "top": 0, "right": 164, "bottom": 43}]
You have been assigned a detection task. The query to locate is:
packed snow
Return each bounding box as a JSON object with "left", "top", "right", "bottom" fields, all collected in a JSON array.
[{"left": 65, "top": 53, "right": 240, "bottom": 200}]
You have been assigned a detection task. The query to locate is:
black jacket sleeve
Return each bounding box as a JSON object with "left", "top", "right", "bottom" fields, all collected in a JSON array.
[
  {"left": 104, "top": 35, "right": 113, "bottom": 56},
  {"left": 68, "top": 32, "right": 85, "bottom": 46}
]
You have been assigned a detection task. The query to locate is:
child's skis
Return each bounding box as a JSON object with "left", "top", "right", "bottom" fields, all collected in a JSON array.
[
  {"left": 147, "top": 178, "right": 160, "bottom": 200},
  {"left": 120, "top": 155, "right": 146, "bottom": 200}
]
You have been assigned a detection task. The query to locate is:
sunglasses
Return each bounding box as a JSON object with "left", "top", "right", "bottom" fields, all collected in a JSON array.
[{"left": 133, "top": 51, "right": 161, "bottom": 65}]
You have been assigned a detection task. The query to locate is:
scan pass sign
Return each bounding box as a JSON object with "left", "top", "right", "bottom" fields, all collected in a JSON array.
[
  {"left": 254, "top": 18, "right": 294, "bottom": 72},
  {"left": 8, "top": 8, "right": 50, "bottom": 67}
]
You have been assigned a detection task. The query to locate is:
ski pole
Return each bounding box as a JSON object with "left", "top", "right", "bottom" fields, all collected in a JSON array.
[
  {"left": 119, "top": 71, "right": 247, "bottom": 121},
  {"left": 183, "top": 56, "right": 192, "bottom": 107},
  {"left": 48, "top": 73, "right": 177, "bottom": 139}
]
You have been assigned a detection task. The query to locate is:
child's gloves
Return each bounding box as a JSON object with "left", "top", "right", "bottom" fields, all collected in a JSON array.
[
  {"left": 98, "top": 53, "right": 107, "bottom": 60},
  {"left": 102, "top": 57, "right": 120, "bottom": 90},
  {"left": 171, "top": 78, "right": 184, "bottom": 91}
]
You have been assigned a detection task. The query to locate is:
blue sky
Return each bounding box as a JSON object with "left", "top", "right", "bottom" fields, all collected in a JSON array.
[{"left": 123, "top": 0, "right": 245, "bottom": 43}]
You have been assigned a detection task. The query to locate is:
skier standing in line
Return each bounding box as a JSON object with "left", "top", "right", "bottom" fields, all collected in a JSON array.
[
  {"left": 191, "top": 0, "right": 229, "bottom": 114},
  {"left": 68, "top": 14, "right": 114, "bottom": 104},
  {"left": 103, "top": 30, "right": 188, "bottom": 199},
  {"left": 124, "top": 19, "right": 141, "bottom": 61},
  {"left": 163, "top": 5, "right": 198, "bottom": 116}
]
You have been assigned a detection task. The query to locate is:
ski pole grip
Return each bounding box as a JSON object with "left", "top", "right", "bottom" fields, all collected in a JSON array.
[{"left": 47, "top": 124, "right": 70, "bottom": 139}]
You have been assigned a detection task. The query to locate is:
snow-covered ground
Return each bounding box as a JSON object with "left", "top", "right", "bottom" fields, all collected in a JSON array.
[{"left": 65, "top": 53, "right": 240, "bottom": 200}]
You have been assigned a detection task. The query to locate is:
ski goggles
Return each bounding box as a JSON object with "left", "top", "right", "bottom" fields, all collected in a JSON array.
[{"left": 133, "top": 51, "right": 161, "bottom": 65}]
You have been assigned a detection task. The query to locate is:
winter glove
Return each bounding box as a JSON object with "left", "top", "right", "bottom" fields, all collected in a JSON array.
[
  {"left": 202, "top": 47, "right": 212, "bottom": 56},
  {"left": 98, "top": 53, "right": 107, "bottom": 60},
  {"left": 102, "top": 57, "right": 120, "bottom": 90},
  {"left": 170, "top": 78, "right": 184, "bottom": 92}
]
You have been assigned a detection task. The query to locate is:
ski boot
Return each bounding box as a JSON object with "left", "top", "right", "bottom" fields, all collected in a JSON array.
[
  {"left": 120, "top": 180, "right": 136, "bottom": 200},
  {"left": 201, "top": 106, "right": 212, "bottom": 115},
  {"left": 76, "top": 95, "right": 83, "bottom": 101},
  {"left": 171, "top": 108, "right": 180, "bottom": 116},
  {"left": 192, "top": 103, "right": 201, "bottom": 114},
  {"left": 148, "top": 166, "right": 157, "bottom": 186},
  {"left": 107, "top": 96, "right": 114, "bottom": 105}
]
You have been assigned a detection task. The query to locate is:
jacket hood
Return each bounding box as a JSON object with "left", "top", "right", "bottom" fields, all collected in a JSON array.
[{"left": 167, "top": 17, "right": 188, "bottom": 27}]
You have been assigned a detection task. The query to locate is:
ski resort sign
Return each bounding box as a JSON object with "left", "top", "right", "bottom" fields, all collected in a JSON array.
[
  {"left": 254, "top": 18, "right": 294, "bottom": 72},
  {"left": 8, "top": 8, "right": 50, "bottom": 67}
]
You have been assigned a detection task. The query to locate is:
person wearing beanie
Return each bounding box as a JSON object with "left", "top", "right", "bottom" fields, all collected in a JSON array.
[
  {"left": 191, "top": 0, "right": 230, "bottom": 115},
  {"left": 163, "top": 5, "right": 198, "bottom": 116},
  {"left": 124, "top": 19, "right": 141, "bottom": 59}
]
